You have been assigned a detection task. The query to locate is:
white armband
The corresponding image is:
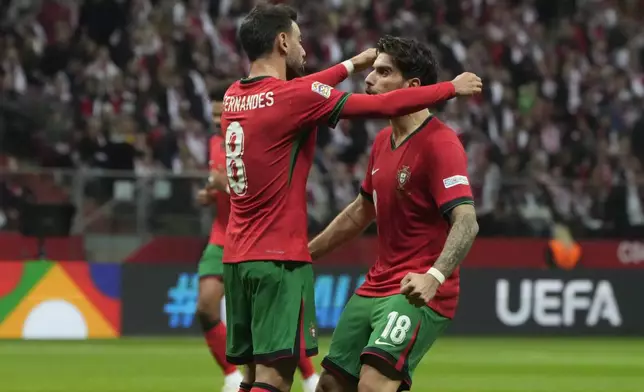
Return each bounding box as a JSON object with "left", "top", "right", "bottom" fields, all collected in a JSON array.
[
  {"left": 341, "top": 60, "right": 354, "bottom": 74},
  {"left": 426, "top": 267, "right": 446, "bottom": 284}
]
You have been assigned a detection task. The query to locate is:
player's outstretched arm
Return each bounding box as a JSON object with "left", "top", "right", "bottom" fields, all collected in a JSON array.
[
  {"left": 309, "top": 194, "right": 375, "bottom": 260},
  {"left": 339, "top": 72, "right": 482, "bottom": 119},
  {"left": 299, "top": 49, "right": 377, "bottom": 87}
]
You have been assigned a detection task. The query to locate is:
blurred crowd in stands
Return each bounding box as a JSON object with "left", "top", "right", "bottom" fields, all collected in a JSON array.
[{"left": 1, "top": 0, "right": 644, "bottom": 238}]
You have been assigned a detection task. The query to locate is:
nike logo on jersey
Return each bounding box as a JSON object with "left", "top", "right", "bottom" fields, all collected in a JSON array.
[
  {"left": 374, "top": 338, "right": 396, "bottom": 347},
  {"left": 371, "top": 168, "right": 380, "bottom": 175}
]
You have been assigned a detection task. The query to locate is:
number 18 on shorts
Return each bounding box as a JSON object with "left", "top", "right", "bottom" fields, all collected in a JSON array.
[{"left": 322, "top": 294, "right": 451, "bottom": 390}]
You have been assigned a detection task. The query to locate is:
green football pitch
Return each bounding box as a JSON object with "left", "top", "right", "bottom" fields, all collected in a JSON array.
[{"left": 1, "top": 337, "right": 643, "bottom": 392}]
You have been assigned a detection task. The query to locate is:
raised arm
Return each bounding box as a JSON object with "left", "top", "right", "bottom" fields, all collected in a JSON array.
[
  {"left": 299, "top": 49, "right": 378, "bottom": 87},
  {"left": 338, "top": 72, "right": 482, "bottom": 119},
  {"left": 286, "top": 72, "right": 481, "bottom": 131}
]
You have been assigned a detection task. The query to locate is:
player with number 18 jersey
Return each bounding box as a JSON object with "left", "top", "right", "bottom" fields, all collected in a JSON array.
[
  {"left": 358, "top": 117, "right": 472, "bottom": 318},
  {"left": 309, "top": 36, "right": 481, "bottom": 392},
  {"left": 322, "top": 117, "right": 474, "bottom": 391}
]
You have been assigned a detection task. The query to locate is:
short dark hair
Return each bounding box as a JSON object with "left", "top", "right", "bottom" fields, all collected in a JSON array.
[
  {"left": 238, "top": 3, "right": 298, "bottom": 61},
  {"left": 376, "top": 35, "right": 438, "bottom": 86}
]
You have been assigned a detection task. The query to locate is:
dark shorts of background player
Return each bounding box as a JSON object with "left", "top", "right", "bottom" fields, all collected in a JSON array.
[
  {"left": 223, "top": 261, "right": 318, "bottom": 365},
  {"left": 322, "top": 294, "right": 451, "bottom": 391},
  {"left": 198, "top": 244, "right": 224, "bottom": 279}
]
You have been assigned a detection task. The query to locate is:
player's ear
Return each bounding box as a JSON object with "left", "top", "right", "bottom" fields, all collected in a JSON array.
[
  {"left": 277, "top": 32, "right": 289, "bottom": 55},
  {"left": 406, "top": 78, "right": 422, "bottom": 88}
]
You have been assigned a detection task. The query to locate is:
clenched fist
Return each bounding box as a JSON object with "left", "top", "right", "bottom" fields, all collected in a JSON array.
[
  {"left": 451, "top": 72, "right": 483, "bottom": 96},
  {"left": 400, "top": 272, "right": 441, "bottom": 308}
]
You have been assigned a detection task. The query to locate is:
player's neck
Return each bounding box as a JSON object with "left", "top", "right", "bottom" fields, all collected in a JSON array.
[
  {"left": 390, "top": 109, "right": 431, "bottom": 141},
  {"left": 247, "top": 56, "right": 287, "bottom": 81}
]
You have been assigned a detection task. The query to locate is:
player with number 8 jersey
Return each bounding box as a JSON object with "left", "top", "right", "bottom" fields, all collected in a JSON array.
[{"left": 220, "top": 5, "right": 481, "bottom": 391}]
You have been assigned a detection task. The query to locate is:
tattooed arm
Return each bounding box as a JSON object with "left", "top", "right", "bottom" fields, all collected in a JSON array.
[
  {"left": 400, "top": 203, "right": 478, "bottom": 306},
  {"left": 432, "top": 203, "right": 479, "bottom": 276}
]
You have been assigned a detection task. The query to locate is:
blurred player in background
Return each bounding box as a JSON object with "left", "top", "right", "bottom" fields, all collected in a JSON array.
[
  {"left": 309, "top": 36, "right": 480, "bottom": 392},
  {"left": 196, "top": 101, "right": 321, "bottom": 392},
  {"left": 220, "top": 4, "right": 481, "bottom": 392}
]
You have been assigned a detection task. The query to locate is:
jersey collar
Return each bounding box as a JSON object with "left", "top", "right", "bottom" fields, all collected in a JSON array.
[
  {"left": 240, "top": 76, "right": 272, "bottom": 84},
  {"left": 390, "top": 114, "right": 434, "bottom": 151}
]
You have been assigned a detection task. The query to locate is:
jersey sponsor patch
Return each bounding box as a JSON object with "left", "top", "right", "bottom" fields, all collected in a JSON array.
[
  {"left": 443, "top": 175, "right": 469, "bottom": 189},
  {"left": 311, "top": 81, "right": 332, "bottom": 99}
]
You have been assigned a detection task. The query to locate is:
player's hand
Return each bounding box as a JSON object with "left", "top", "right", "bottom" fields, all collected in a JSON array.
[
  {"left": 207, "top": 169, "right": 229, "bottom": 193},
  {"left": 196, "top": 189, "right": 212, "bottom": 206},
  {"left": 400, "top": 272, "right": 441, "bottom": 308},
  {"left": 350, "top": 48, "right": 378, "bottom": 73},
  {"left": 450, "top": 72, "right": 483, "bottom": 96}
]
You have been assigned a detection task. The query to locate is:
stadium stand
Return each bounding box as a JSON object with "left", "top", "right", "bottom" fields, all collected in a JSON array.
[{"left": 1, "top": 0, "right": 643, "bottom": 239}]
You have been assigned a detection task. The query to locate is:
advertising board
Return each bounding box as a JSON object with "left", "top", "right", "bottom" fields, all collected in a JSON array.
[{"left": 120, "top": 265, "right": 644, "bottom": 336}]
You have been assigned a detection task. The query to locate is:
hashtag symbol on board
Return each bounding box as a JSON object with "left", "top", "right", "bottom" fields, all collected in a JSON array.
[{"left": 163, "top": 273, "right": 199, "bottom": 328}]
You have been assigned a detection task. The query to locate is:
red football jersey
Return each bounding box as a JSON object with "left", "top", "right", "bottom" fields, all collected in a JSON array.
[
  {"left": 357, "top": 116, "right": 473, "bottom": 319},
  {"left": 208, "top": 134, "right": 229, "bottom": 246},
  {"left": 220, "top": 76, "right": 349, "bottom": 263}
]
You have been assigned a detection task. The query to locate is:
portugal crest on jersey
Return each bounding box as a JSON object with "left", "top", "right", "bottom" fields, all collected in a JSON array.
[{"left": 397, "top": 165, "right": 411, "bottom": 190}]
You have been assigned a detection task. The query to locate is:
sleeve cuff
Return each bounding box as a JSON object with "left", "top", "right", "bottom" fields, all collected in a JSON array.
[
  {"left": 439, "top": 197, "right": 474, "bottom": 216},
  {"left": 360, "top": 187, "right": 373, "bottom": 203},
  {"left": 443, "top": 81, "right": 456, "bottom": 97},
  {"left": 328, "top": 92, "right": 351, "bottom": 128},
  {"left": 341, "top": 60, "right": 355, "bottom": 74}
]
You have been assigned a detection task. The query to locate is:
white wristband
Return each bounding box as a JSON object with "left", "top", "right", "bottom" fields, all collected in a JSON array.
[
  {"left": 341, "top": 60, "right": 355, "bottom": 74},
  {"left": 426, "top": 267, "right": 446, "bottom": 284}
]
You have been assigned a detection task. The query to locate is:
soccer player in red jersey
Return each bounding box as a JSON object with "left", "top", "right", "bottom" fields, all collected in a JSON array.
[
  {"left": 196, "top": 129, "right": 243, "bottom": 392},
  {"left": 220, "top": 4, "right": 481, "bottom": 392},
  {"left": 196, "top": 103, "right": 322, "bottom": 392},
  {"left": 309, "top": 36, "right": 480, "bottom": 392}
]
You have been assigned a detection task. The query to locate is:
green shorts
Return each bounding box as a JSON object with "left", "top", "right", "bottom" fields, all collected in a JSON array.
[
  {"left": 322, "top": 294, "right": 451, "bottom": 390},
  {"left": 198, "top": 244, "right": 224, "bottom": 278},
  {"left": 223, "top": 261, "right": 318, "bottom": 365}
]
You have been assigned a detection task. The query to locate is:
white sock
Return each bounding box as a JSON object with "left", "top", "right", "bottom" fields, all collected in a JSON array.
[
  {"left": 302, "top": 373, "right": 320, "bottom": 392},
  {"left": 224, "top": 370, "right": 243, "bottom": 385}
]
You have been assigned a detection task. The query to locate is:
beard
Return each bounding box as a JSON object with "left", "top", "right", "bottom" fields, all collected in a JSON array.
[{"left": 285, "top": 57, "right": 305, "bottom": 80}]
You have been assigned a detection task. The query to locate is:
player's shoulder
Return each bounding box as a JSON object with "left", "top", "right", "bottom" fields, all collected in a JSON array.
[
  {"left": 285, "top": 78, "right": 335, "bottom": 100},
  {"left": 224, "top": 80, "right": 242, "bottom": 96},
  {"left": 423, "top": 116, "right": 463, "bottom": 147}
]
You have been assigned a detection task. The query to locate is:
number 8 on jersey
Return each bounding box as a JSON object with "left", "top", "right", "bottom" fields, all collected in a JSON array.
[{"left": 225, "top": 122, "right": 248, "bottom": 196}]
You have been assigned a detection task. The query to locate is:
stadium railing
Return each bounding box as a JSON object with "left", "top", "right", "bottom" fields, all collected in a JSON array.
[{"left": 1, "top": 167, "right": 643, "bottom": 240}]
